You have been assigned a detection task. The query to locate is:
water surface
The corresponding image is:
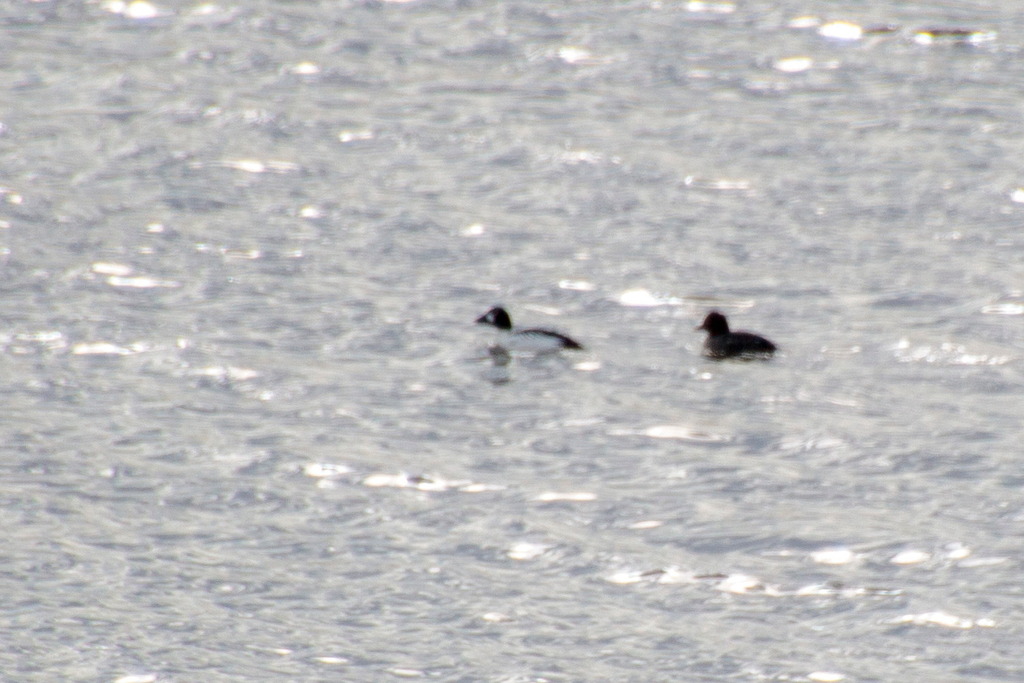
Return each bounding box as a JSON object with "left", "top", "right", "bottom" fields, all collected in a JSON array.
[{"left": 1, "top": 1, "right": 1023, "bottom": 681}]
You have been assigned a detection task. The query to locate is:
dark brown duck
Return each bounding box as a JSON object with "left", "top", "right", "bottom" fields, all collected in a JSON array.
[{"left": 697, "top": 311, "right": 776, "bottom": 359}]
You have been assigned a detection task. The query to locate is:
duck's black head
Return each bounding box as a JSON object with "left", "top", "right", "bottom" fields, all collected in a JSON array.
[
  {"left": 697, "top": 311, "right": 730, "bottom": 336},
  {"left": 475, "top": 306, "right": 512, "bottom": 330}
]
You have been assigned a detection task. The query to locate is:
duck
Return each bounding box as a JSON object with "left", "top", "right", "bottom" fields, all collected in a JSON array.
[
  {"left": 475, "top": 306, "right": 584, "bottom": 353},
  {"left": 697, "top": 310, "right": 776, "bottom": 359}
]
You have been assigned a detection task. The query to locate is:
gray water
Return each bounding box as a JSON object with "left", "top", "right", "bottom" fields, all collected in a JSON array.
[{"left": 2, "top": 1, "right": 1023, "bottom": 681}]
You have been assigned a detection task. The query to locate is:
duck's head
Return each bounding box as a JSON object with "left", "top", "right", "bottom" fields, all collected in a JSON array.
[
  {"left": 475, "top": 306, "right": 512, "bottom": 330},
  {"left": 697, "top": 311, "right": 730, "bottom": 336}
]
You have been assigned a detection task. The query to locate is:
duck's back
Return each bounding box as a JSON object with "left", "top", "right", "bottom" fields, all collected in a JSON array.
[
  {"left": 512, "top": 327, "right": 584, "bottom": 352},
  {"left": 706, "top": 331, "right": 776, "bottom": 359}
]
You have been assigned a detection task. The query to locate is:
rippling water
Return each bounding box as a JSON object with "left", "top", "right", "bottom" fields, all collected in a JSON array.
[{"left": 3, "top": 1, "right": 1024, "bottom": 681}]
